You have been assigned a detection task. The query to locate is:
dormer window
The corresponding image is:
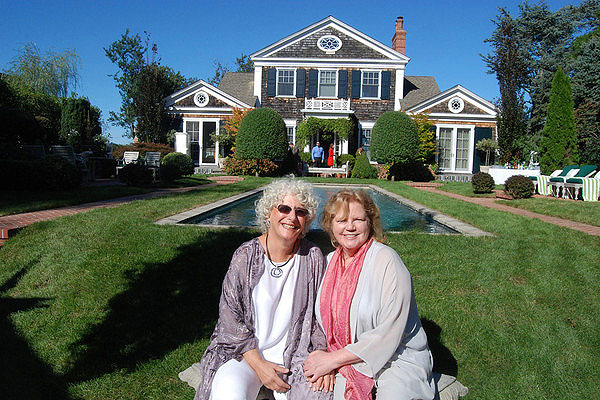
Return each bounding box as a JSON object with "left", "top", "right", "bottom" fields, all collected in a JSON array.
[{"left": 317, "top": 35, "right": 342, "bottom": 53}]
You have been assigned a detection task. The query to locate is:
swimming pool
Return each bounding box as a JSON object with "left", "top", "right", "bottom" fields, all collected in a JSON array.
[{"left": 176, "top": 186, "right": 458, "bottom": 234}]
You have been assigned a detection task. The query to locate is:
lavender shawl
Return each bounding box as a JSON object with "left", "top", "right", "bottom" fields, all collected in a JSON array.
[{"left": 193, "top": 237, "right": 332, "bottom": 400}]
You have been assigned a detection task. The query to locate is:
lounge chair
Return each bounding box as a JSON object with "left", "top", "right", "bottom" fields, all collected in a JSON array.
[
  {"left": 529, "top": 168, "right": 563, "bottom": 196},
  {"left": 115, "top": 151, "right": 140, "bottom": 176},
  {"left": 564, "top": 168, "right": 599, "bottom": 201},
  {"left": 51, "top": 145, "right": 90, "bottom": 180},
  {"left": 547, "top": 165, "right": 581, "bottom": 198},
  {"left": 144, "top": 151, "right": 161, "bottom": 181}
]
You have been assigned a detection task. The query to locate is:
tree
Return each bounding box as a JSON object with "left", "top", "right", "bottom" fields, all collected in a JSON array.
[
  {"left": 412, "top": 113, "right": 436, "bottom": 164},
  {"left": 207, "top": 53, "right": 254, "bottom": 86},
  {"left": 212, "top": 107, "right": 251, "bottom": 157},
  {"left": 60, "top": 97, "right": 102, "bottom": 152},
  {"left": 370, "top": 111, "right": 420, "bottom": 165},
  {"left": 3, "top": 42, "right": 80, "bottom": 98},
  {"left": 539, "top": 67, "right": 578, "bottom": 174},
  {"left": 235, "top": 53, "right": 254, "bottom": 73}
]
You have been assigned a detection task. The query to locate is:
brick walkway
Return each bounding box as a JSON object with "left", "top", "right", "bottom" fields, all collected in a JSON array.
[
  {"left": 412, "top": 185, "right": 600, "bottom": 236},
  {"left": 0, "top": 176, "right": 244, "bottom": 245}
]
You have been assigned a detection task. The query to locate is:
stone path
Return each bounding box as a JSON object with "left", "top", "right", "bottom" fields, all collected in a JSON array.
[
  {"left": 410, "top": 184, "right": 600, "bottom": 236},
  {"left": 0, "top": 176, "right": 244, "bottom": 245}
]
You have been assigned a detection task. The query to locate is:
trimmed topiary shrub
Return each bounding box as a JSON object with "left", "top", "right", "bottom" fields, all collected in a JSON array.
[
  {"left": 370, "top": 111, "right": 420, "bottom": 164},
  {"left": 119, "top": 163, "right": 153, "bottom": 186},
  {"left": 351, "top": 152, "right": 378, "bottom": 179},
  {"left": 471, "top": 172, "right": 495, "bottom": 193},
  {"left": 222, "top": 157, "right": 278, "bottom": 176},
  {"left": 300, "top": 152, "right": 312, "bottom": 163},
  {"left": 504, "top": 175, "right": 534, "bottom": 199},
  {"left": 160, "top": 152, "right": 195, "bottom": 182},
  {"left": 235, "top": 108, "right": 288, "bottom": 160},
  {"left": 336, "top": 153, "right": 356, "bottom": 170}
]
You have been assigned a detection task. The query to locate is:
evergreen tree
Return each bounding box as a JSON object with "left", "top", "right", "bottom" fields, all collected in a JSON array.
[
  {"left": 60, "top": 97, "right": 102, "bottom": 152},
  {"left": 539, "top": 67, "right": 578, "bottom": 174}
]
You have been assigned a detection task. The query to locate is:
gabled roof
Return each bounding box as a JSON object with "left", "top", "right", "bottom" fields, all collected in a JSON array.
[
  {"left": 218, "top": 72, "right": 256, "bottom": 108},
  {"left": 251, "top": 15, "right": 410, "bottom": 64},
  {"left": 406, "top": 84, "right": 497, "bottom": 118},
  {"left": 400, "top": 76, "right": 440, "bottom": 110},
  {"left": 163, "top": 79, "right": 253, "bottom": 109}
]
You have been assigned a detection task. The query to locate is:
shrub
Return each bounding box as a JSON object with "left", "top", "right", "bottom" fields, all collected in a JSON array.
[
  {"left": 119, "top": 163, "right": 154, "bottom": 186},
  {"left": 388, "top": 161, "right": 435, "bottom": 182},
  {"left": 376, "top": 164, "right": 390, "bottom": 180},
  {"left": 351, "top": 152, "right": 378, "bottom": 179},
  {"left": 112, "top": 142, "right": 174, "bottom": 160},
  {"left": 160, "top": 152, "right": 195, "bottom": 182},
  {"left": 235, "top": 108, "right": 288, "bottom": 160},
  {"left": 43, "top": 156, "right": 82, "bottom": 190},
  {"left": 371, "top": 111, "right": 420, "bottom": 164},
  {"left": 222, "top": 157, "right": 278, "bottom": 176},
  {"left": 300, "top": 152, "right": 311, "bottom": 163},
  {"left": 336, "top": 154, "right": 355, "bottom": 170},
  {"left": 505, "top": 175, "right": 534, "bottom": 199},
  {"left": 0, "top": 156, "right": 82, "bottom": 191},
  {"left": 471, "top": 172, "right": 495, "bottom": 193}
]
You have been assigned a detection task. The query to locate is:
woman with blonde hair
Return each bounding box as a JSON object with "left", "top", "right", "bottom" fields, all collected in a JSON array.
[
  {"left": 181, "top": 178, "right": 333, "bottom": 400},
  {"left": 304, "top": 189, "right": 435, "bottom": 400}
]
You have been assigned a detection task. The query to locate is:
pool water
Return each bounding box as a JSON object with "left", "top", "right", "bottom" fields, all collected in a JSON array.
[{"left": 182, "top": 187, "right": 456, "bottom": 234}]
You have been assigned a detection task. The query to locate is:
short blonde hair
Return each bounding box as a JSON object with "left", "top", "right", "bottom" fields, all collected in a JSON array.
[
  {"left": 255, "top": 177, "right": 318, "bottom": 235},
  {"left": 320, "top": 189, "right": 385, "bottom": 246}
]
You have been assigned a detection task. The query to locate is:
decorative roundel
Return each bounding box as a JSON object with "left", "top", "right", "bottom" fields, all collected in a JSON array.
[
  {"left": 317, "top": 35, "right": 342, "bottom": 52},
  {"left": 448, "top": 97, "right": 464, "bottom": 114},
  {"left": 194, "top": 91, "right": 209, "bottom": 107}
]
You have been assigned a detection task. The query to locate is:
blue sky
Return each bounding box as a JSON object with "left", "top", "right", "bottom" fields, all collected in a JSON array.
[{"left": 0, "top": 0, "right": 582, "bottom": 144}]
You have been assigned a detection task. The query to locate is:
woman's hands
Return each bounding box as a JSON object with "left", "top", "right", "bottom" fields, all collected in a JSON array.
[
  {"left": 304, "top": 348, "right": 363, "bottom": 384},
  {"left": 308, "top": 370, "right": 336, "bottom": 393},
  {"left": 243, "top": 349, "right": 291, "bottom": 393}
]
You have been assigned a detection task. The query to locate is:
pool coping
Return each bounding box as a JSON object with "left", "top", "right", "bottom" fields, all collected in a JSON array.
[{"left": 155, "top": 184, "right": 493, "bottom": 237}]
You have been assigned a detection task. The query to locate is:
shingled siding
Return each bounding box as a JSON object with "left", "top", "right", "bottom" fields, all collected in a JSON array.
[
  {"left": 175, "top": 94, "right": 229, "bottom": 108},
  {"left": 427, "top": 101, "right": 487, "bottom": 115},
  {"left": 261, "top": 67, "right": 395, "bottom": 121},
  {"left": 270, "top": 27, "right": 388, "bottom": 60}
]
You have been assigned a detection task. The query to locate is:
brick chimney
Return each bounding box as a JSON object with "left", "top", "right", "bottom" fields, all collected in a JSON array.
[{"left": 392, "top": 16, "right": 406, "bottom": 55}]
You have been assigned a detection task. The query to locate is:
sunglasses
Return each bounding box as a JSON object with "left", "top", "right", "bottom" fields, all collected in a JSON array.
[{"left": 277, "top": 204, "right": 309, "bottom": 218}]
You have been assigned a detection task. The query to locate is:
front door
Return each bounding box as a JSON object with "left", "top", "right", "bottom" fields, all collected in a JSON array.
[
  {"left": 201, "top": 121, "right": 216, "bottom": 164},
  {"left": 185, "top": 119, "right": 219, "bottom": 165}
]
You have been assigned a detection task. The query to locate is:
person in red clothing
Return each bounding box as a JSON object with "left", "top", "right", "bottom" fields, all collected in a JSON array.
[{"left": 327, "top": 144, "right": 335, "bottom": 168}]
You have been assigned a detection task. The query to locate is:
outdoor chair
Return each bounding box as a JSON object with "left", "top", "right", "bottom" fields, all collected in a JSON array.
[
  {"left": 144, "top": 151, "right": 161, "bottom": 181},
  {"left": 563, "top": 168, "right": 599, "bottom": 201},
  {"left": 115, "top": 151, "right": 140, "bottom": 176},
  {"left": 549, "top": 165, "right": 596, "bottom": 198},
  {"left": 51, "top": 145, "right": 90, "bottom": 181},
  {"left": 529, "top": 168, "right": 563, "bottom": 196},
  {"left": 545, "top": 164, "right": 579, "bottom": 197}
]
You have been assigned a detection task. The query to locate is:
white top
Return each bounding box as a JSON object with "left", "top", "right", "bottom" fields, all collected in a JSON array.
[
  {"left": 316, "top": 241, "right": 435, "bottom": 399},
  {"left": 252, "top": 254, "right": 299, "bottom": 365}
]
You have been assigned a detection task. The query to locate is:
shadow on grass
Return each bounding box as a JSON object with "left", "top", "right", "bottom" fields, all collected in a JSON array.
[
  {"left": 421, "top": 318, "right": 458, "bottom": 376},
  {"left": 1, "top": 265, "right": 78, "bottom": 399},
  {"left": 65, "top": 229, "right": 256, "bottom": 383}
]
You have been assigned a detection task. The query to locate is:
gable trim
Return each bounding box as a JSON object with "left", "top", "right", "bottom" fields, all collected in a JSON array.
[
  {"left": 407, "top": 84, "right": 497, "bottom": 116},
  {"left": 164, "top": 79, "right": 253, "bottom": 109}
]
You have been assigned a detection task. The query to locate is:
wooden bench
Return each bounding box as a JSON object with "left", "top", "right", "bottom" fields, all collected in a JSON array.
[{"left": 307, "top": 161, "right": 350, "bottom": 178}]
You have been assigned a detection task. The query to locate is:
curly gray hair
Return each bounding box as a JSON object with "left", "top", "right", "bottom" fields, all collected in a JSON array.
[{"left": 255, "top": 177, "right": 318, "bottom": 235}]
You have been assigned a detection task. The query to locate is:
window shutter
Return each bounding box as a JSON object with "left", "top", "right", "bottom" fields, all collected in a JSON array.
[
  {"left": 338, "top": 70, "right": 348, "bottom": 98},
  {"left": 267, "top": 68, "right": 276, "bottom": 97},
  {"left": 308, "top": 69, "right": 318, "bottom": 97},
  {"left": 296, "top": 69, "right": 306, "bottom": 97},
  {"left": 381, "top": 71, "right": 391, "bottom": 100},
  {"left": 351, "top": 70, "right": 361, "bottom": 99}
]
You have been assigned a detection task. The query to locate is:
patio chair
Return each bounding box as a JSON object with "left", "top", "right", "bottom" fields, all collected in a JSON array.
[
  {"left": 564, "top": 168, "right": 599, "bottom": 201},
  {"left": 51, "top": 145, "right": 90, "bottom": 181},
  {"left": 529, "top": 168, "right": 563, "bottom": 196},
  {"left": 546, "top": 165, "right": 580, "bottom": 197},
  {"left": 115, "top": 151, "right": 140, "bottom": 176},
  {"left": 144, "top": 151, "right": 161, "bottom": 181}
]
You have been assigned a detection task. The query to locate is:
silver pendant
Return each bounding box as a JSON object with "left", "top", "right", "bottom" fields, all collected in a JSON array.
[{"left": 270, "top": 266, "right": 283, "bottom": 278}]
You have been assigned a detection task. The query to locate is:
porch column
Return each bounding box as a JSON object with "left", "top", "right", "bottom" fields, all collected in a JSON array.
[{"left": 175, "top": 132, "right": 188, "bottom": 155}]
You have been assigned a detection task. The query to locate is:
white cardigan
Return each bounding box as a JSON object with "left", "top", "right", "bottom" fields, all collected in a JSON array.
[{"left": 316, "top": 241, "right": 435, "bottom": 399}]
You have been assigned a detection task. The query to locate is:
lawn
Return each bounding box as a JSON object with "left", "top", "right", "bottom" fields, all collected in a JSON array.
[
  {"left": 1, "top": 177, "right": 598, "bottom": 399},
  {"left": 0, "top": 175, "right": 212, "bottom": 217},
  {"left": 437, "top": 181, "right": 503, "bottom": 197}
]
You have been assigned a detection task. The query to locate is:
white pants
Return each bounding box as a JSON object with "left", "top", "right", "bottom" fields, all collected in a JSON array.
[{"left": 210, "top": 358, "right": 287, "bottom": 400}]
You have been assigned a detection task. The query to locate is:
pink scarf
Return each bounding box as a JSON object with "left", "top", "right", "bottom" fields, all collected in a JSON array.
[{"left": 320, "top": 238, "right": 374, "bottom": 400}]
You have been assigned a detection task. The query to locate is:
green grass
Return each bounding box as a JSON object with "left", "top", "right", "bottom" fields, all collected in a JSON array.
[
  {"left": 497, "top": 197, "right": 600, "bottom": 227},
  {"left": 1, "top": 177, "right": 598, "bottom": 399},
  {"left": 0, "top": 175, "right": 212, "bottom": 217},
  {"left": 437, "top": 181, "right": 503, "bottom": 197}
]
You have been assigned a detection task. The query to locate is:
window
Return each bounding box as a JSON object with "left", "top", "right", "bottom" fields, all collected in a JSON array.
[
  {"left": 186, "top": 121, "right": 200, "bottom": 163},
  {"left": 286, "top": 126, "right": 295, "bottom": 144},
  {"left": 193, "top": 91, "right": 209, "bottom": 107},
  {"left": 317, "top": 35, "right": 342, "bottom": 52},
  {"left": 361, "top": 71, "right": 380, "bottom": 98},
  {"left": 277, "top": 69, "right": 295, "bottom": 96},
  {"left": 448, "top": 97, "right": 464, "bottom": 113},
  {"left": 319, "top": 70, "right": 337, "bottom": 98}
]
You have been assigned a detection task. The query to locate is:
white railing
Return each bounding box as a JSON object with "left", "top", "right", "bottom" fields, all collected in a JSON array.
[{"left": 304, "top": 98, "right": 351, "bottom": 111}]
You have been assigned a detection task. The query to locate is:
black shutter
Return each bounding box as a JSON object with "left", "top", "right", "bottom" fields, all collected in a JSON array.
[
  {"left": 338, "top": 70, "right": 348, "bottom": 98},
  {"left": 381, "top": 71, "right": 391, "bottom": 100},
  {"left": 308, "top": 69, "right": 318, "bottom": 97},
  {"left": 473, "top": 127, "right": 493, "bottom": 173},
  {"left": 267, "top": 68, "right": 276, "bottom": 97},
  {"left": 296, "top": 69, "right": 306, "bottom": 98},
  {"left": 351, "top": 70, "right": 361, "bottom": 99}
]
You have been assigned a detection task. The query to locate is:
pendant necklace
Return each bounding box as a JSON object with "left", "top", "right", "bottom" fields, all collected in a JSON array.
[{"left": 265, "top": 232, "right": 296, "bottom": 278}]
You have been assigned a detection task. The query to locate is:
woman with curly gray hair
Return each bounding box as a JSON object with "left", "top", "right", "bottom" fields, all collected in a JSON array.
[{"left": 181, "top": 177, "right": 333, "bottom": 400}]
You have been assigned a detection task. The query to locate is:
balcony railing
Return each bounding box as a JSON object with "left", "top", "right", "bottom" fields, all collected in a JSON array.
[{"left": 304, "top": 98, "right": 351, "bottom": 111}]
